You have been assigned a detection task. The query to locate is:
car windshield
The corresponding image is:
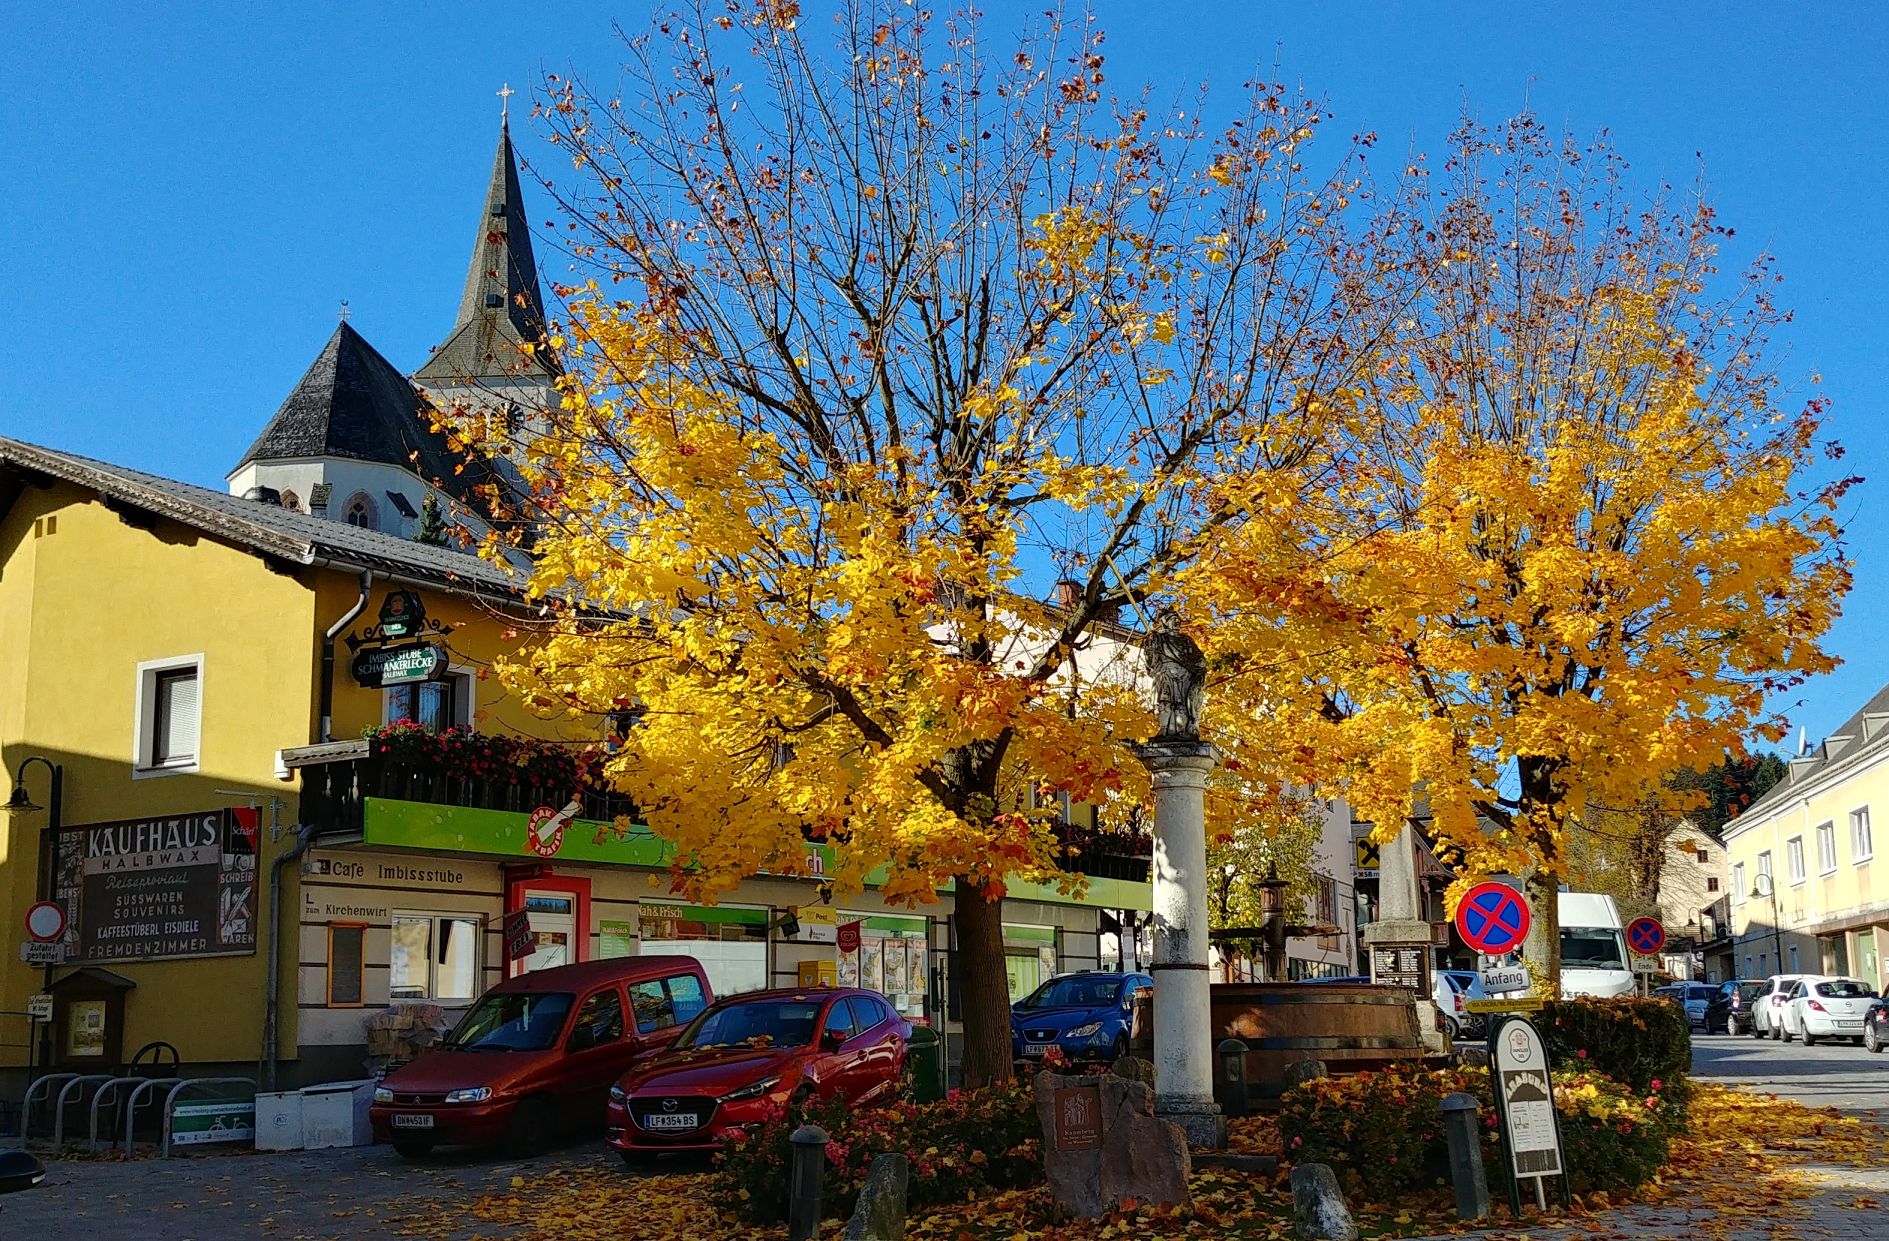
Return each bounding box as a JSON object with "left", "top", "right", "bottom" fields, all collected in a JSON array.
[
  {"left": 1816, "top": 980, "right": 1875, "bottom": 999},
  {"left": 1737, "top": 981, "right": 1765, "bottom": 1001},
  {"left": 1687, "top": 985, "right": 1716, "bottom": 1001},
  {"left": 678, "top": 999, "right": 824, "bottom": 1050},
  {"left": 1020, "top": 976, "right": 1125, "bottom": 1010},
  {"left": 446, "top": 992, "right": 575, "bottom": 1052},
  {"left": 1560, "top": 928, "right": 1627, "bottom": 971}
]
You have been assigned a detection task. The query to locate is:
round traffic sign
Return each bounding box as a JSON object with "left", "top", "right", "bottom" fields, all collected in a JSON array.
[
  {"left": 1627, "top": 917, "right": 1666, "bottom": 956},
  {"left": 1455, "top": 882, "right": 1531, "bottom": 955},
  {"left": 24, "top": 902, "right": 65, "bottom": 943}
]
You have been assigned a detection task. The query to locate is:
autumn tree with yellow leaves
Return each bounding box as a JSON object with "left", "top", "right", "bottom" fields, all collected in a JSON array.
[
  {"left": 458, "top": 3, "right": 1384, "bottom": 1083},
  {"left": 1197, "top": 115, "right": 1854, "bottom": 990}
]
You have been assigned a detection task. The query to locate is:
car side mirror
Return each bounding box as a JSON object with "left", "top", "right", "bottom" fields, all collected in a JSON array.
[
  {"left": 821, "top": 1029, "right": 846, "bottom": 1051},
  {"left": 568, "top": 1027, "right": 597, "bottom": 1052}
]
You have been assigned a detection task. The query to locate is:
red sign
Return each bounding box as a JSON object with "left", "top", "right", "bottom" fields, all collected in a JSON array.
[
  {"left": 526, "top": 800, "right": 580, "bottom": 858},
  {"left": 1455, "top": 882, "right": 1531, "bottom": 956},
  {"left": 503, "top": 908, "right": 535, "bottom": 961},
  {"left": 24, "top": 901, "right": 66, "bottom": 943},
  {"left": 1627, "top": 917, "right": 1666, "bottom": 956},
  {"left": 837, "top": 920, "right": 863, "bottom": 954}
]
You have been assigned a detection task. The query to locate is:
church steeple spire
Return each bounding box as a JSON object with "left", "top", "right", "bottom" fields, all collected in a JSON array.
[{"left": 416, "top": 109, "right": 557, "bottom": 385}]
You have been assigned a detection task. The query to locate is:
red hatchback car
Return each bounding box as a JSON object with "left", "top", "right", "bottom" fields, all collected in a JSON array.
[{"left": 606, "top": 986, "right": 911, "bottom": 1160}]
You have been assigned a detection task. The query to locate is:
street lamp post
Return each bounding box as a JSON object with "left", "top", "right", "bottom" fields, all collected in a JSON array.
[
  {"left": 5, "top": 754, "right": 65, "bottom": 1079},
  {"left": 1752, "top": 875, "right": 1785, "bottom": 976}
]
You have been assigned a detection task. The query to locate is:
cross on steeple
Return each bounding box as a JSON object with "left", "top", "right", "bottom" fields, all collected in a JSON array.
[
  {"left": 337, "top": 299, "right": 350, "bottom": 323},
  {"left": 497, "top": 82, "right": 515, "bottom": 122}
]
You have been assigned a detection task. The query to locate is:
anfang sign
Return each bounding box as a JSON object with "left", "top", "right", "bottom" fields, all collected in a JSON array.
[{"left": 351, "top": 642, "right": 448, "bottom": 688}]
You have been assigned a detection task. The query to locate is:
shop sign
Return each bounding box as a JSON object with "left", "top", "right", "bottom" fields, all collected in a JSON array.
[
  {"left": 350, "top": 642, "right": 448, "bottom": 688},
  {"left": 170, "top": 1100, "right": 255, "bottom": 1146},
  {"left": 377, "top": 590, "right": 427, "bottom": 638},
  {"left": 1492, "top": 1017, "right": 1564, "bottom": 1179},
  {"left": 837, "top": 921, "right": 863, "bottom": 954},
  {"left": 55, "top": 809, "right": 258, "bottom": 962},
  {"left": 503, "top": 908, "right": 535, "bottom": 961}
]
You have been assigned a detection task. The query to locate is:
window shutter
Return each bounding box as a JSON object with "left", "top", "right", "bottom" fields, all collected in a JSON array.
[{"left": 155, "top": 669, "right": 199, "bottom": 763}]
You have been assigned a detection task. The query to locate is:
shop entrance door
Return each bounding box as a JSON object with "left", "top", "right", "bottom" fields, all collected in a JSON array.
[{"left": 522, "top": 892, "right": 576, "bottom": 974}]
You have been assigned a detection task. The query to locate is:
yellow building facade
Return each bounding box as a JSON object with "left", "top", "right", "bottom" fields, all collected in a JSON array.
[
  {"left": 0, "top": 439, "right": 1148, "bottom": 1093},
  {"left": 1721, "top": 685, "right": 1889, "bottom": 988}
]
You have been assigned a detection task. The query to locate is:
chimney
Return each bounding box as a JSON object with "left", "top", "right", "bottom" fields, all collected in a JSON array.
[{"left": 1054, "top": 579, "right": 1082, "bottom": 610}]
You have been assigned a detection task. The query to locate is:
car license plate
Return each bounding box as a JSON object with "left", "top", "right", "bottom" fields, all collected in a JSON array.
[
  {"left": 1023, "top": 1042, "right": 1055, "bottom": 1057},
  {"left": 643, "top": 1112, "right": 698, "bottom": 1131},
  {"left": 1839, "top": 1019, "right": 1864, "bottom": 1028},
  {"left": 391, "top": 1113, "right": 434, "bottom": 1130}
]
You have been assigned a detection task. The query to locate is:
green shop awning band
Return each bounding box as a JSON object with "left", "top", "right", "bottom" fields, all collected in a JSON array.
[{"left": 360, "top": 798, "right": 1151, "bottom": 910}]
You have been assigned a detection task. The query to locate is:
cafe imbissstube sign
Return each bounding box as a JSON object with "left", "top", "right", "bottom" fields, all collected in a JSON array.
[{"left": 53, "top": 809, "right": 259, "bottom": 962}]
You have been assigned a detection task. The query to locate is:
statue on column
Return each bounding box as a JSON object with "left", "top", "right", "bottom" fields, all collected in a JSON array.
[{"left": 1145, "top": 608, "right": 1206, "bottom": 742}]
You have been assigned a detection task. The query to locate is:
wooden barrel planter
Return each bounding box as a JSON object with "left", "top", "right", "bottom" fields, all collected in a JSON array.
[{"left": 1210, "top": 982, "right": 1433, "bottom": 1108}]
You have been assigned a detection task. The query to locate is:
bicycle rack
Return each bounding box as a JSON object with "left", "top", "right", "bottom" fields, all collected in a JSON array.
[
  {"left": 155, "top": 1078, "right": 255, "bottom": 1158},
  {"left": 87, "top": 1077, "right": 157, "bottom": 1152},
  {"left": 50, "top": 1075, "right": 117, "bottom": 1149},
  {"left": 19, "top": 1074, "right": 79, "bottom": 1141}
]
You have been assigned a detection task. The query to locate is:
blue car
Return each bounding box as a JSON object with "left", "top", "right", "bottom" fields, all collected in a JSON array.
[{"left": 1011, "top": 971, "right": 1153, "bottom": 1064}]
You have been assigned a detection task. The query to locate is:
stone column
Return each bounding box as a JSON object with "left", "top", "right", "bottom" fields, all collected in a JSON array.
[
  {"left": 1133, "top": 739, "right": 1224, "bottom": 1149},
  {"left": 1363, "top": 822, "right": 1445, "bottom": 1052}
]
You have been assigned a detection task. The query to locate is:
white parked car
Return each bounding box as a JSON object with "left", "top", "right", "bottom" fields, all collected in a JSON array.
[
  {"left": 1781, "top": 976, "right": 1879, "bottom": 1045},
  {"left": 1753, "top": 974, "right": 1807, "bottom": 1039}
]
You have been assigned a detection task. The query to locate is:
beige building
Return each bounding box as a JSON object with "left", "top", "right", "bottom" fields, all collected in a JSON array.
[
  {"left": 1651, "top": 823, "right": 1730, "bottom": 981},
  {"left": 1721, "top": 683, "right": 1889, "bottom": 988}
]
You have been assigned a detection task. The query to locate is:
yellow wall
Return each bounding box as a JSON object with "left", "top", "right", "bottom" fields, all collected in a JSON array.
[
  {"left": 0, "top": 484, "right": 319, "bottom": 1068},
  {"left": 0, "top": 483, "right": 599, "bottom": 1073},
  {"left": 1722, "top": 743, "right": 1889, "bottom": 986}
]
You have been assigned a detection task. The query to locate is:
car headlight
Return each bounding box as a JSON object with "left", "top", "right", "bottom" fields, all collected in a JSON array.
[
  {"left": 1065, "top": 1022, "right": 1102, "bottom": 1039},
  {"left": 443, "top": 1087, "right": 493, "bottom": 1104},
  {"left": 373, "top": 1087, "right": 393, "bottom": 1104},
  {"left": 609, "top": 1085, "right": 628, "bottom": 1104},
  {"left": 721, "top": 1075, "right": 782, "bottom": 1102}
]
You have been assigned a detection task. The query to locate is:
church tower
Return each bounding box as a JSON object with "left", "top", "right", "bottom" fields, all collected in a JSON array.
[
  {"left": 226, "top": 105, "right": 556, "bottom": 541},
  {"left": 412, "top": 113, "right": 560, "bottom": 435}
]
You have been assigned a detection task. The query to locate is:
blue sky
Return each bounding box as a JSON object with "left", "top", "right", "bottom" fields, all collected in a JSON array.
[{"left": 5, "top": 3, "right": 1884, "bottom": 747}]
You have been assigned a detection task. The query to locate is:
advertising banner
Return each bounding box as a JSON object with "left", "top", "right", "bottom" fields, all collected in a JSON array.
[{"left": 56, "top": 808, "right": 258, "bottom": 962}]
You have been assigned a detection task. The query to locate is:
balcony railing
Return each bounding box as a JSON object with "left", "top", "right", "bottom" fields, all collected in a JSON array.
[
  {"left": 282, "top": 739, "right": 638, "bottom": 840},
  {"left": 1054, "top": 823, "right": 1152, "bottom": 883}
]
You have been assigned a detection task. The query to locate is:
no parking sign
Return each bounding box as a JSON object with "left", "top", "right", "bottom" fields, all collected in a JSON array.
[{"left": 1456, "top": 883, "right": 1531, "bottom": 956}]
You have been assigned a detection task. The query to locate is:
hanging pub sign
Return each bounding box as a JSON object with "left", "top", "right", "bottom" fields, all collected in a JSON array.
[
  {"left": 378, "top": 590, "right": 427, "bottom": 638},
  {"left": 351, "top": 642, "right": 449, "bottom": 688},
  {"left": 53, "top": 808, "right": 259, "bottom": 963}
]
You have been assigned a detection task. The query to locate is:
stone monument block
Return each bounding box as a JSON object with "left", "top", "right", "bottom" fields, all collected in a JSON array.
[
  {"left": 1034, "top": 1070, "right": 1192, "bottom": 1219},
  {"left": 842, "top": 1153, "right": 909, "bottom": 1240},
  {"left": 1289, "top": 1162, "right": 1358, "bottom": 1241}
]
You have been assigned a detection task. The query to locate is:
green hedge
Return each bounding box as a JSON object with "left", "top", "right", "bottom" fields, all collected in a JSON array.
[{"left": 1537, "top": 996, "right": 1691, "bottom": 1094}]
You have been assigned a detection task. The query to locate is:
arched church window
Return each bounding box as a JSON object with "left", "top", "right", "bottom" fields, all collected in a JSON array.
[
  {"left": 342, "top": 492, "right": 377, "bottom": 530},
  {"left": 279, "top": 489, "right": 301, "bottom": 513}
]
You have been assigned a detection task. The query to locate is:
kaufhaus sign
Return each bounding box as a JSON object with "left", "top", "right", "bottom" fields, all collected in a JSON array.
[{"left": 53, "top": 808, "right": 259, "bottom": 962}]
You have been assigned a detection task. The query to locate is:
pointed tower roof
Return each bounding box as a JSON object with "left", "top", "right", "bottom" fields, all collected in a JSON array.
[
  {"left": 231, "top": 322, "right": 496, "bottom": 504},
  {"left": 415, "top": 119, "right": 559, "bottom": 385}
]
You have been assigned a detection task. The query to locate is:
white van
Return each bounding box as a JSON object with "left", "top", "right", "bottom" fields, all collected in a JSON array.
[{"left": 1558, "top": 892, "right": 1635, "bottom": 999}]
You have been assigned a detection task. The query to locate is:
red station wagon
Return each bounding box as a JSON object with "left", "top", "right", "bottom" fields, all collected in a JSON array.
[
  {"left": 606, "top": 986, "right": 912, "bottom": 1160},
  {"left": 370, "top": 956, "right": 712, "bottom": 1157}
]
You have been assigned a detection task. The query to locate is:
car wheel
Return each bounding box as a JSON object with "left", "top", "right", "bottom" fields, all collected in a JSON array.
[
  {"left": 1110, "top": 1034, "right": 1129, "bottom": 1064},
  {"left": 1867, "top": 1025, "right": 1883, "bottom": 1054},
  {"left": 505, "top": 1096, "right": 557, "bottom": 1159},
  {"left": 390, "top": 1137, "right": 435, "bottom": 1160},
  {"left": 1782, "top": 1023, "right": 1795, "bottom": 1043},
  {"left": 1442, "top": 1016, "right": 1460, "bottom": 1041},
  {"left": 1803, "top": 1031, "right": 1818, "bottom": 1046}
]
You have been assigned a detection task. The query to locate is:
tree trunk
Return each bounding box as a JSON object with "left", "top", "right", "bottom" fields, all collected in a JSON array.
[
  {"left": 1519, "top": 756, "right": 1565, "bottom": 997},
  {"left": 953, "top": 877, "right": 1014, "bottom": 1088}
]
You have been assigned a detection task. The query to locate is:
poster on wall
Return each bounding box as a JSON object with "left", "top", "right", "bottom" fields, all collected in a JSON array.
[
  {"left": 882, "top": 939, "right": 909, "bottom": 994},
  {"left": 907, "top": 941, "right": 928, "bottom": 996},
  {"left": 861, "top": 938, "right": 885, "bottom": 993},
  {"left": 56, "top": 809, "right": 259, "bottom": 962},
  {"left": 837, "top": 947, "right": 860, "bottom": 987}
]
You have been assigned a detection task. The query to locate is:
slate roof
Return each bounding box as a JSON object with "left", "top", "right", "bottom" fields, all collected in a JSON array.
[
  {"left": 230, "top": 322, "right": 499, "bottom": 508},
  {"left": 414, "top": 120, "right": 560, "bottom": 386},
  {"left": 0, "top": 436, "right": 527, "bottom": 598},
  {"left": 1731, "top": 681, "right": 1889, "bottom": 829}
]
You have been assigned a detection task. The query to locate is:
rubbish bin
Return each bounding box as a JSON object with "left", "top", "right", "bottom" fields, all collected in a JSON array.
[{"left": 907, "top": 1025, "right": 945, "bottom": 1103}]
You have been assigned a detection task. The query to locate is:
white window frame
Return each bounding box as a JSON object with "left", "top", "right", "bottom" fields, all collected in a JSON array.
[
  {"left": 1817, "top": 821, "right": 1837, "bottom": 875},
  {"left": 1787, "top": 836, "right": 1806, "bottom": 885},
  {"left": 1853, "top": 807, "right": 1874, "bottom": 863},
  {"left": 132, "top": 653, "right": 204, "bottom": 778},
  {"left": 389, "top": 910, "right": 484, "bottom": 1003},
  {"left": 1731, "top": 862, "right": 1746, "bottom": 903},
  {"left": 382, "top": 664, "right": 477, "bottom": 733}
]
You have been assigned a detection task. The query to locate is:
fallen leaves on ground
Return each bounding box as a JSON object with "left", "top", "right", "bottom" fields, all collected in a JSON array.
[{"left": 381, "top": 1084, "right": 1889, "bottom": 1240}]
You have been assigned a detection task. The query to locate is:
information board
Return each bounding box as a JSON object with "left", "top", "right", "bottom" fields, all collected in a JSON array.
[
  {"left": 56, "top": 809, "right": 258, "bottom": 962},
  {"left": 1370, "top": 944, "right": 1428, "bottom": 990}
]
